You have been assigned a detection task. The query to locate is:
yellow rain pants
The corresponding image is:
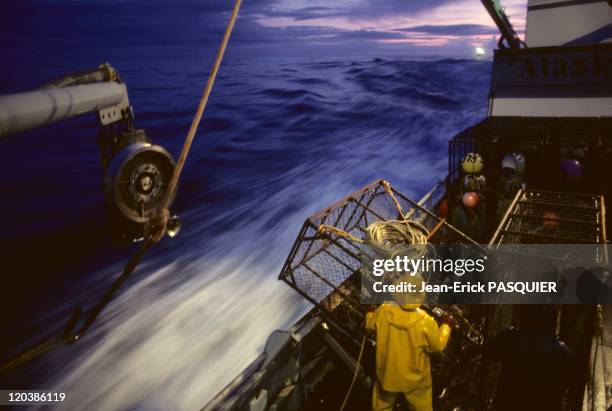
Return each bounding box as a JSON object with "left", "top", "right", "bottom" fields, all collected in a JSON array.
[{"left": 372, "top": 381, "right": 433, "bottom": 411}]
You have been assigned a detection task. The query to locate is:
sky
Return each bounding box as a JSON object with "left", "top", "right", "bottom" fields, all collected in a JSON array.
[
  {"left": 248, "top": 0, "right": 528, "bottom": 53},
  {"left": 1, "top": 0, "right": 528, "bottom": 57}
]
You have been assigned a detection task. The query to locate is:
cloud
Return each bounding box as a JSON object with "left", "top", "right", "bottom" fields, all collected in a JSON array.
[
  {"left": 0, "top": 0, "right": 527, "bottom": 55},
  {"left": 331, "top": 0, "right": 453, "bottom": 19},
  {"left": 233, "top": 21, "right": 340, "bottom": 44},
  {"left": 258, "top": 6, "right": 345, "bottom": 21},
  {"left": 396, "top": 24, "right": 499, "bottom": 36},
  {"left": 333, "top": 30, "right": 407, "bottom": 40},
  {"left": 257, "top": 0, "right": 454, "bottom": 21}
]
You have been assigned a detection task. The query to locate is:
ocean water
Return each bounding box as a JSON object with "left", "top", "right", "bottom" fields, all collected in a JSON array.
[{"left": 0, "top": 43, "right": 491, "bottom": 409}]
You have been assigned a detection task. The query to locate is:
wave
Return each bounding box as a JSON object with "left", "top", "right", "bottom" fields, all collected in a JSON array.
[{"left": 1, "top": 55, "right": 491, "bottom": 411}]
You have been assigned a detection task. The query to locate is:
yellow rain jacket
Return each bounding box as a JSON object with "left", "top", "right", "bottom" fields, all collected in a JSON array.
[{"left": 366, "top": 303, "right": 451, "bottom": 393}]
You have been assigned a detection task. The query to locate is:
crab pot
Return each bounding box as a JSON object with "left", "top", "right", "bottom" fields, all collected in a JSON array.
[
  {"left": 490, "top": 189, "right": 607, "bottom": 246},
  {"left": 278, "top": 179, "right": 478, "bottom": 339},
  {"left": 448, "top": 117, "right": 612, "bottom": 241}
]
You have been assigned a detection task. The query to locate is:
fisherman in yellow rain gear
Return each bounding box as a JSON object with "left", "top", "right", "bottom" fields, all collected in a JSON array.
[{"left": 366, "top": 274, "right": 453, "bottom": 411}]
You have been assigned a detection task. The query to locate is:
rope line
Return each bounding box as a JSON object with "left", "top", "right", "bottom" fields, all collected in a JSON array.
[
  {"left": 63, "top": 234, "right": 154, "bottom": 343},
  {"left": 381, "top": 180, "right": 406, "bottom": 219},
  {"left": 339, "top": 333, "right": 367, "bottom": 411},
  {"left": 317, "top": 224, "right": 365, "bottom": 243},
  {"left": 0, "top": 0, "right": 242, "bottom": 375},
  {"left": 152, "top": 0, "right": 242, "bottom": 242},
  {"left": 0, "top": 235, "right": 153, "bottom": 373}
]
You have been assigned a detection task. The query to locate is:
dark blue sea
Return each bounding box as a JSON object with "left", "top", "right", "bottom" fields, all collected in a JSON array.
[{"left": 0, "top": 7, "right": 491, "bottom": 409}]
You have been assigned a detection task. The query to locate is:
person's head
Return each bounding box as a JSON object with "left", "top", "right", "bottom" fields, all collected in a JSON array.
[
  {"left": 519, "top": 305, "right": 557, "bottom": 335},
  {"left": 392, "top": 273, "right": 426, "bottom": 310}
]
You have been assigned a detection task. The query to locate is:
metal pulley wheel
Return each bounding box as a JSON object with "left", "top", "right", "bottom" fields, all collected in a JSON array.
[{"left": 104, "top": 142, "right": 176, "bottom": 223}]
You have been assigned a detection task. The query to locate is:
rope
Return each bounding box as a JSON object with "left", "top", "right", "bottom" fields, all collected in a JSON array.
[
  {"left": 0, "top": 235, "right": 153, "bottom": 374},
  {"left": 318, "top": 219, "right": 429, "bottom": 259},
  {"left": 590, "top": 304, "right": 603, "bottom": 411},
  {"left": 0, "top": 236, "right": 151, "bottom": 374},
  {"left": 317, "top": 181, "right": 429, "bottom": 260},
  {"left": 63, "top": 234, "right": 154, "bottom": 344},
  {"left": 339, "top": 333, "right": 367, "bottom": 411},
  {"left": 365, "top": 220, "right": 429, "bottom": 259},
  {"left": 151, "top": 0, "right": 242, "bottom": 242},
  {"left": 381, "top": 180, "right": 406, "bottom": 219},
  {"left": 0, "top": 0, "right": 242, "bottom": 374},
  {"left": 0, "top": 337, "right": 62, "bottom": 375},
  {"left": 317, "top": 224, "right": 365, "bottom": 243},
  {"left": 591, "top": 334, "right": 599, "bottom": 411}
]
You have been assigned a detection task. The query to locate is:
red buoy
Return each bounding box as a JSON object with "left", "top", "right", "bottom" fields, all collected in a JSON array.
[{"left": 462, "top": 192, "right": 480, "bottom": 208}]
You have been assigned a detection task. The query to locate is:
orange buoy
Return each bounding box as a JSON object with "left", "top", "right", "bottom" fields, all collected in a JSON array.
[
  {"left": 542, "top": 211, "right": 560, "bottom": 230},
  {"left": 462, "top": 191, "right": 480, "bottom": 208}
]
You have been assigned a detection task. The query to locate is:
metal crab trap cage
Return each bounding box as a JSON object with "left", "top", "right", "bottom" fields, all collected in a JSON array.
[
  {"left": 278, "top": 180, "right": 490, "bottom": 407},
  {"left": 489, "top": 189, "right": 608, "bottom": 273},
  {"left": 278, "top": 179, "right": 481, "bottom": 340},
  {"left": 490, "top": 189, "right": 607, "bottom": 246},
  {"left": 447, "top": 117, "right": 612, "bottom": 241},
  {"left": 449, "top": 117, "right": 612, "bottom": 191}
]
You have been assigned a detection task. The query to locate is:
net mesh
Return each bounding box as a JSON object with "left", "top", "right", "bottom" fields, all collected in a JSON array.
[
  {"left": 279, "top": 179, "right": 479, "bottom": 335},
  {"left": 491, "top": 189, "right": 606, "bottom": 245}
]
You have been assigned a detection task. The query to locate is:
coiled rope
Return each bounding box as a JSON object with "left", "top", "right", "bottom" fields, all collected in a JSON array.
[
  {"left": 317, "top": 181, "right": 430, "bottom": 260},
  {"left": 364, "top": 219, "right": 428, "bottom": 259},
  {"left": 317, "top": 219, "right": 429, "bottom": 259}
]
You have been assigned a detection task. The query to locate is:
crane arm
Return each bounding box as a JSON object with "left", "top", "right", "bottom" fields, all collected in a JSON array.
[
  {"left": 481, "top": 0, "right": 525, "bottom": 49},
  {"left": 0, "top": 64, "right": 130, "bottom": 138}
]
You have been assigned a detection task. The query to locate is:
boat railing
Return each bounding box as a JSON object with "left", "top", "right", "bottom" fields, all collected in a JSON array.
[{"left": 409, "top": 178, "right": 447, "bottom": 223}]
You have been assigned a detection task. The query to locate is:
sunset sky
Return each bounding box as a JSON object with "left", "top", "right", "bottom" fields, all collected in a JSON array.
[
  {"left": 1, "top": 0, "right": 529, "bottom": 57},
  {"left": 253, "top": 0, "right": 527, "bottom": 45},
  {"left": 230, "top": 0, "right": 528, "bottom": 54}
]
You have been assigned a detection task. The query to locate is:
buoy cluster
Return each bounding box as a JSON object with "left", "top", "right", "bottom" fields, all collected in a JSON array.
[{"left": 460, "top": 152, "right": 486, "bottom": 209}]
